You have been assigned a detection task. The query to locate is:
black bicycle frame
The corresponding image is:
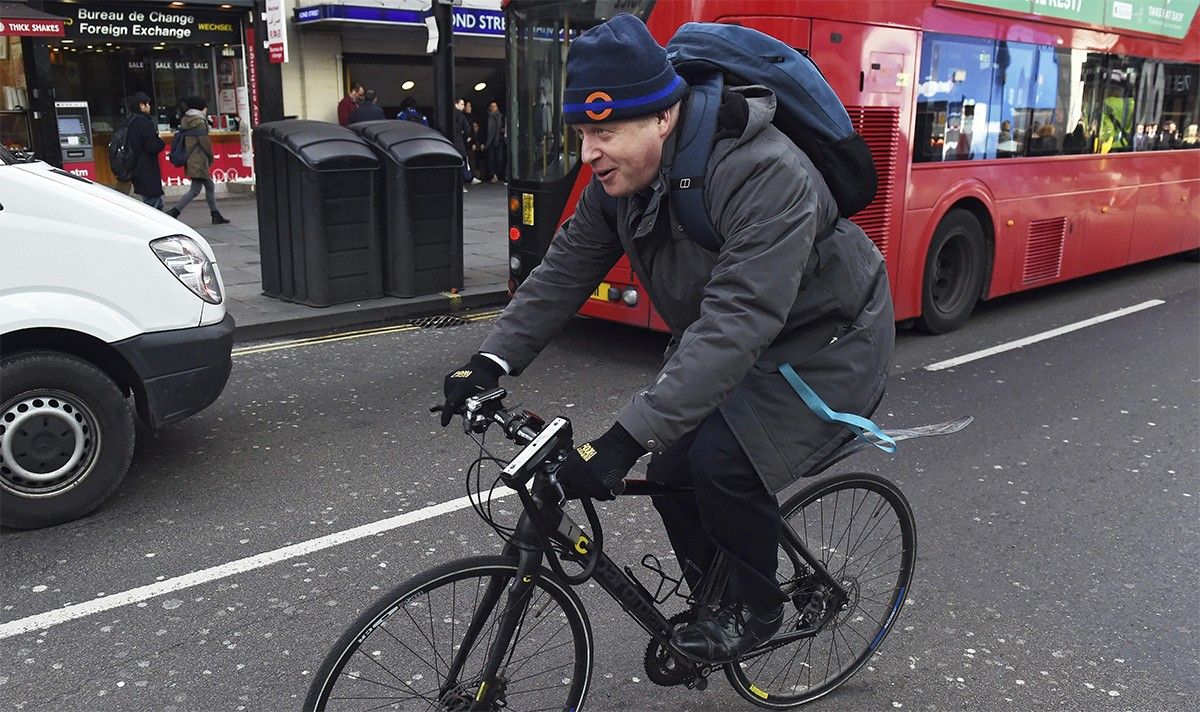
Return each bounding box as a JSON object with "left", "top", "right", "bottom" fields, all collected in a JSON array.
[{"left": 451, "top": 480, "right": 851, "bottom": 709}]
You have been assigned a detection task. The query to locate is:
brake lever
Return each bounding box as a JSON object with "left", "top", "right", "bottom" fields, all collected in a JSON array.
[{"left": 545, "top": 467, "right": 568, "bottom": 506}]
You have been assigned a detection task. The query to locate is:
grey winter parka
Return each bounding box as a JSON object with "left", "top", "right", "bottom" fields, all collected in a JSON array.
[{"left": 480, "top": 87, "right": 894, "bottom": 493}]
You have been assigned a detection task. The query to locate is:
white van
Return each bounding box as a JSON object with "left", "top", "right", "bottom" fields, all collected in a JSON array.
[{"left": 0, "top": 146, "right": 234, "bottom": 529}]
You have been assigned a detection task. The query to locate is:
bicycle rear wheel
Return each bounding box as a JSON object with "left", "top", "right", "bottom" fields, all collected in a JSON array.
[
  {"left": 725, "top": 472, "right": 916, "bottom": 708},
  {"left": 306, "top": 555, "right": 593, "bottom": 712}
]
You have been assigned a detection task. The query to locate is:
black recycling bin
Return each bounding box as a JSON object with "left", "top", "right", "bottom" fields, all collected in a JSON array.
[
  {"left": 349, "top": 120, "right": 464, "bottom": 298},
  {"left": 253, "top": 120, "right": 383, "bottom": 306}
]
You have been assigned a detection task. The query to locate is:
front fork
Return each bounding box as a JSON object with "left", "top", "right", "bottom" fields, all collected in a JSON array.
[{"left": 455, "top": 514, "right": 546, "bottom": 711}]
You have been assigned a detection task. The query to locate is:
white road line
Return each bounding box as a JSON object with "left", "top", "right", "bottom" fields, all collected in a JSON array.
[
  {"left": 925, "top": 299, "right": 1166, "bottom": 371},
  {"left": 0, "top": 489, "right": 515, "bottom": 641}
]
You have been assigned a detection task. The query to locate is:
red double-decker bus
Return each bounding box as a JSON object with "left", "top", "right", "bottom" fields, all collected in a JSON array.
[{"left": 502, "top": 0, "right": 1200, "bottom": 333}]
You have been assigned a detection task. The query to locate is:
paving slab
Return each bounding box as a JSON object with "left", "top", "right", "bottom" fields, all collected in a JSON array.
[{"left": 167, "top": 181, "right": 512, "bottom": 343}]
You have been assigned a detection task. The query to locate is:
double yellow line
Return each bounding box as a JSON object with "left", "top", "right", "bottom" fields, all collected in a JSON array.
[{"left": 232, "top": 309, "right": 503, "bottom": 357}]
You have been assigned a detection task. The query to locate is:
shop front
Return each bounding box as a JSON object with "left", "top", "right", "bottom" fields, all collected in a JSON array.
[
  {"left": 12, "top": 0, "right": 262, "bottom": 187},
  {"left": 1, "top": 0, "right": 66, "bottom": 157},
  {"left": 288, "top": 0, "right": 506, "bottom": 131}
]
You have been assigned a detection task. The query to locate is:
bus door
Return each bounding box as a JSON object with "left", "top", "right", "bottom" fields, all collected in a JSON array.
[{"left": 810, "top": 20, "right": 916, "bottom": 302}]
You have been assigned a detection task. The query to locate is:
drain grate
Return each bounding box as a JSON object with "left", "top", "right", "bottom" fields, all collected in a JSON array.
[{"left": 409, "top": 315, "right": 469, "bottom": 329}]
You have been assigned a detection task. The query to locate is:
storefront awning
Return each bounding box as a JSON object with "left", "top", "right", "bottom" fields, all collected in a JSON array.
[
  {"left": 103, "top": 0, "right": 255, "bottom": 7},
  {"left": 295, "top": 2, "right": 504, "bottom": 38},
  {"left": 0, "top": 1, "right": 67, "bottom": 37}
]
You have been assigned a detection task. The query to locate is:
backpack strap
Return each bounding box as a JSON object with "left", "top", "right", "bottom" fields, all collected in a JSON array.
[
  {"left": 669, "top": 73, "right": 723, "bottom": 252},
  {"left": 778, "top": 362, "right": 896, "bottom": 453}
]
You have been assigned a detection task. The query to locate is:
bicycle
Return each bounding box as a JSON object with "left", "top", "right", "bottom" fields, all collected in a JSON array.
[{"left": 306, "top": 387, "right": 970, "bottom": 711}]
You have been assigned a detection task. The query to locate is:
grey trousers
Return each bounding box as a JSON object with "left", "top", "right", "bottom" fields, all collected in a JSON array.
[{"left": 172, "top": 177, "right": 218, "bottom": 213}]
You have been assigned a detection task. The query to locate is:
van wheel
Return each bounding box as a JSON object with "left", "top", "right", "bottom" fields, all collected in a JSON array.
[
  {"left": 918, "top": 209, "right": 987, "bottom": 334},
  {"left": 0, "top": 352, "right": 135, "bottom": 529}
]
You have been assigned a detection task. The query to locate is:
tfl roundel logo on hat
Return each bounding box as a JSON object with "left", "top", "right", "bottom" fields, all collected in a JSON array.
[{"left": 585, "top": 92, "right": 613, "bottom": 121}]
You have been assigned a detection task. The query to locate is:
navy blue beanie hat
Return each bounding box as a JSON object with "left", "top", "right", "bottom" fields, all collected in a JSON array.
[{"left": 563, "top": 14, "right": 688, "bottom": 125}]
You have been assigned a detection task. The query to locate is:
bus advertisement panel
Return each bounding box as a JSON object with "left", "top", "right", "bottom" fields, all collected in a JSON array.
[{"left": 502, "top": 0, "right": 1199, "bottom": 333}]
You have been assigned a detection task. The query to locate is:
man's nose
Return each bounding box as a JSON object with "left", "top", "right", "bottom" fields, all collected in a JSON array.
[{"left": 581, "top": 135, "right": 601, "bottom": 164}]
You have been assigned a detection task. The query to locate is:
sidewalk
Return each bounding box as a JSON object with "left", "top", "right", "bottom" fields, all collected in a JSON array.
[{"left": 171, "top": 182, "right": 512, "bottom": 343}]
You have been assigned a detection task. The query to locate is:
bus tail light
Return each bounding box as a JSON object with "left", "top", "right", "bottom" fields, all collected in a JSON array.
[
  {"left": 509, "top": 255, "right": 522, "bottom": 273},
  {"left": 508, "top": 226, "right": 521, "bottom": 243},
  {"left": 507, "top": 278, "right": 517, "bottom": 296},
  {"left": 621, "top": 288, "right": 639, "bottom": 306},
  {"left": 509, "top": 196, "right": 521, "bottom": 214}
]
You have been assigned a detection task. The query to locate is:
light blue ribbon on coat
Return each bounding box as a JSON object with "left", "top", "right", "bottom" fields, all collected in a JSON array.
[{"left": 778, "top": 363, "right": 896, "bottom": 453}]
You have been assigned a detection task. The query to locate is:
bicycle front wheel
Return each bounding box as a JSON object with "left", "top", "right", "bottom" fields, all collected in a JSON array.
[
  {"left": 306, "top": 555, "right": 593, "bottom": 712},
  {"left": 726, "top": 472, "right": 917, "bottom": 708}
]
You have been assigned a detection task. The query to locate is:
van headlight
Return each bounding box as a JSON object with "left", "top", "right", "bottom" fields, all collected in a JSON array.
[{"left": 150, "top": 235, "right": 223, "bottom": 304}]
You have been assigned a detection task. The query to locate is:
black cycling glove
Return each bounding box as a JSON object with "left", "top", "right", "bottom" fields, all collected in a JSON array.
[
  {"left": 555, "top": 422, "right": 646, "bottom": 500},
  {"left": 440, "top": 353, "right": 505, "bottom": 426}
]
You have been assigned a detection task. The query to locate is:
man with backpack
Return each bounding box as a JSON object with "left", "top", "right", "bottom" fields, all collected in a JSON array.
[
  {"left": 396, "top": 96, "right": 430, "bottom": 126},
  {"left": 439, "top": 14, "right": 894, "bottom": 662},
  {"left": 119, "top": 92, "right": 165, "bottom": 209},
  {"left": 166, "top": 96, "right": 230, "bottom": 224}
]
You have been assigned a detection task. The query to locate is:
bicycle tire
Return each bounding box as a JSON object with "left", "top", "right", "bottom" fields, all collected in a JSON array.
[
  {"left": 306, "top": 555, "right": 594, "bottom": 712},
  {"left": 725, "top": 472, "right": 917, "bottom": 708}
]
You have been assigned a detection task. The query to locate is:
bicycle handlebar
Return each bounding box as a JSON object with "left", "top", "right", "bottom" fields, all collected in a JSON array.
[
  {"left": 432, "top": 386, "right": 625, "bottom": 499},
  {"left": 434, "top": 386, "right": 618, "bottom": 585}
]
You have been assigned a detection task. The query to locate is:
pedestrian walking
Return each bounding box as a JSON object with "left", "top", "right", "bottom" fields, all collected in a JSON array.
[
  {"left": 484, "top": 100, "right": 506, "bottom": 182},
  {"left": 124, "top": 92, "right": 166, "bottom": 209},
  {"left": 166, "top": 96, "right": 230, "bottom": 224},
  {"left": 470, "top": 120, "right": 484, "bottom": 180},
  {"left": 453, "top": 98, "right": 480, "bottom": 190}
]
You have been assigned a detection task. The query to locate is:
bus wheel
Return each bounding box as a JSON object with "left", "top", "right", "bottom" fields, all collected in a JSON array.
[{"left": 919, "top": 209, "right": 986, "bottom": 334}]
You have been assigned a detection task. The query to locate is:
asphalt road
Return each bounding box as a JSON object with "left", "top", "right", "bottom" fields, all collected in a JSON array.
[{"left": 2, "top": 257, "right": 1197, "bottom": 712}]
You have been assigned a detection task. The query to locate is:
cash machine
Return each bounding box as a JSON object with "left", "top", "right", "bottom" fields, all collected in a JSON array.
[{"left": 54, "top": 101, "right": 95, "bottom": 180}]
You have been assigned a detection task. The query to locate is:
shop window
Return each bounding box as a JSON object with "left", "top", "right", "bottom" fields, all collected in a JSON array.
[
  {"left": 1, "top": 36, "right": 33, "bottom": 153},
  {"left": 50, "top": 46, "right": 140, "bottom": 133},
  {"left": 153, "top": 46, "right": 217, "bottom": 130}
]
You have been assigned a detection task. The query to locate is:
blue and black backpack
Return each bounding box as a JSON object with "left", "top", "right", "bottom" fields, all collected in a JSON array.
[
  {"left": 168, "top": 127, "right": 205, "bottom": 167},
  {"left": 665, "top": 22, "right": 878, "bottom": 251}
]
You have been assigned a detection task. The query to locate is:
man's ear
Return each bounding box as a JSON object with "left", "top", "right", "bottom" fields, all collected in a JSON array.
[{"left": 655, "top": 108, "right": 674, "bottom": 139}]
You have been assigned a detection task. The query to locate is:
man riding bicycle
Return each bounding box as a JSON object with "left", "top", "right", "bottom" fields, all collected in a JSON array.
[{"left": 441, "top": 14, "right": 894, "bottom": 664}]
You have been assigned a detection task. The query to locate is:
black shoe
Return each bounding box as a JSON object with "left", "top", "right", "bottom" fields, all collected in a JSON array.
[
  {"left": 211, "top": 211, "right": 230, "bottom": 225},
  {"left": 671, "top": 602, "right": 783, "bottom": 663},
  {"left": 166, "top": 207, "right": 181, "bottom": 218}
]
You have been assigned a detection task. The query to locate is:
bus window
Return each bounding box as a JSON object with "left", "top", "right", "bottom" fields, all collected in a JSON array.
[
  {"left": 913, "top": 34, "right": 1200, "bottom": 160},
  {"left": 1098, "top": 57, "right": 1141, "bottom": 153},
  {"left": 991, "top": 40, "right": 1040, "bottom": 158},
  {"left": 915, "top": 33, "right": 995, "bottom": 162},
  {"left": 1153, "top": 62, "right": 1200, "bottom": 149}
]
